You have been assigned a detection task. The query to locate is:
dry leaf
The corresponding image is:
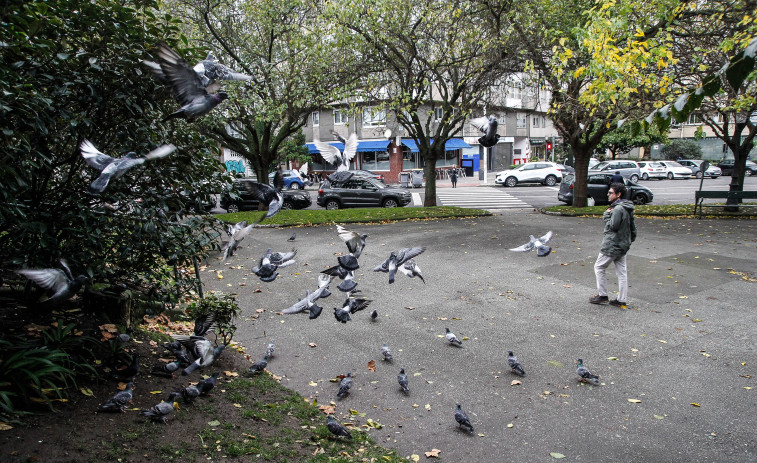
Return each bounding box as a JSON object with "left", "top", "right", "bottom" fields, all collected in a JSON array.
[
  {"left": 691, "top": 403, "right": 701, "bottom": 407},
  {"left": 253, "top": 289, "right": 261, "bottom": 293},
  {"left": 319, "top": 404, "right": 335, "bottom": 415},
  {"left": 410, "top": 455, "right": 420, "bottom": 462},
  {"left": 424, "top": 448, "right": 441, "bottom": 458},
  {"left": 654, "top": 414, "right": 665, "bottom": 420},
  {"left": 224, "top": 371, "right": 239, "bottom": 377},
  {"left": 367, "top": 360, "right": 376, "bottom": 372},
  {"left": 233, "top": 403, "right": 242, "bottom": 408},
  {"left": 0, "top": 422, "right": 12, "bottom": 431},
  {"left": 308, "top": 342, "right": 317, "bottom": 348},
  {"left": 148, "top": 340, "right": 158, "bottom": 347},
  {"left": 117, "top": 382, "right": 128, "bottom": 391},
  {"left": 627, "top": 398, "right": 642, "bottom": 403},
  {"left": 550, "top": 452, "right": 566, "bottom": 459},
  {"left": 511, "top": 380, "right": 522, "bottom": 386},
  {"left": 309, "top": 381, "right": 318, "bottom": 387},
  {"left": 405, "top": 306, "right": 416, "bottom": 310},
  {"left": 256, "top": 309, "right": 265, "bottom": 313}
]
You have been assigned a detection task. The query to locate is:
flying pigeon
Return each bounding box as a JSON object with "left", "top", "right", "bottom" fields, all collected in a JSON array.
[
  {"left": 445, "top": 327, "right": 463, "bottom": 346},
  {"left": 167, "top": 384, "right": 200, "bottom": 403},
  {"left": 222, "top": 221, "right": 255, "bottom": 263},
  {"left": 173, "top": 336, "right": 225, "bottom": 375},
  {"left": 373, "top": 247, "right": 426, "bottom": 284},
  {"left": 507, "top": 351, "right": 525, "bottom": 376},
  {"left": 297, "top": 163, "right": 313, "bottom": 186},
  {"left": 15, "top": 259, "right": 89, "bottom": 308},
  {"left": 326, "top": 415, "right": 352, "bottom": 439},
  {"left": 282, "top": 275, "right": 332, "bottom": 315},
  {"left": 192, "top": 52, "right": 252, "bottom": 93},
  {"left": 397, "top": 368, "right": 409, "bottom": 393},
  {"left": 163, "top": 341, "right": 191, "bottom": 365},
  {"left": 265, "top": 339, "right": 276, "bottom": 358},
  {"left": 322, "top": 255, "right": 360, "bottom": 292},
  {"left": 287, "top": 233, "right": 296, "bottom": 242},
  {"left": 151, "top": 44, "right": 229, "bottom": 121},
  {"left": 370, "top": 309, "right": 378, "bottom": 321},
  {"left": 80, "top": 140, "right": 176, "bottom": 194},
  {"left": 252, "top": 248, "right": 296, "bottom": 282},
  {"left": 345, "top": 293, "right": 371, "bottom": 315},
  {"left": 336, "top": 372, "right": 353, "bottom": 399},
  {"left": 112, "top": 352, "right": 141, "bottom": 380},
  {"left": 398, "top": 259, "right": 425, "bottom": 283},
  {"left": 313, "top": 131, "right": 358, "bottom": 171},
  {"left": 335, "top": 224, "right": 368, "bottom": 258},
  {"left": 576, "top": 358, "right": 600, "bottom": 385},
  {"left": 150, "top": 360, "right": 182, "bottom": 378},
  {"left": 197, "top": 372, "right": 219, "bottom": 395},
  {"left": 140, "top": 401, "right": 179, "bottom": 424},
  {"left": 192, "top": 311, "right": 219, "bottom": 338},
  {"left": 381, "top": 342, "right": 393, "bottom": 362},
  {"left": 455, "top": 403, "right": 474, "bottom": 433},
  {"left": 469, "top": 115, "right": 500, "bottom": 148},
  {"left": 334, "top": 305, "right": 352, "bottom": 324},
  {"left": 306, "top": 290, "right": 324, "bottom": 319},
  {"left": 239, "top": 172, "right": 285, "bottom": 222},
  {"left": 509, "top": 231, "right": 553, "bottom": 257},
  {"left": 248, "top": 355, "right": 269, "bottom": 374},
  {"left": 97, "top": 382, "right": 134, "bottom": 413}
]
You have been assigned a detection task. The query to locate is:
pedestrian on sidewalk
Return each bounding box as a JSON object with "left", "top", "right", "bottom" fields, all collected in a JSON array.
[
  {"left": 590, "top": 182, "right": 637, "bottom": 307},
  {"left": 450, "top": 169, "right": 458, "bottom": 188}
]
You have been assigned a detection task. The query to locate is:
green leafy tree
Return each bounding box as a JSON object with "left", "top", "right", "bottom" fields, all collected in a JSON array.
[
  {"left": 597, "top": 123, "right": 668, "bottom": 159},
  {"left": 660, "top": 139, "right": 703, "bottom": 160}
]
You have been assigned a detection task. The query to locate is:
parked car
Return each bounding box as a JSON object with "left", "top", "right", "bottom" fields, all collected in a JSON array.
[
  {"left": 494, "top": 162, "right": 563, "bottom": 187},
  {"left": 587, "top": 160, "right": 641, "bottom": 183},
  {"left": 177, "top": 191, "right": 216, "bottom": 213},
  {"left": 589, "top": 158, "right": 600, "bottom": 169},
  {"left": 317, "top": 175, "right": 411, "bottom": 209},
  {"left": 637, "top": 161, "right": 667, "bottom": 180},
  {"left": 348, "top": 170, "right": 385, "bottom": 182},
  {"left": 656, "top": 160, "right": 694, "bottom": 180},
  {"left": 220, "top": 180, "right": 311, "bottom": 213},
  {"left": 678, "top": 159, "right": 721, "bottom": 178},
  {"left": 716, "top": 159, "right": 757, "bottom": 176},
  {"left": 555, "top": 163, "right": 575, "bottom": 175},
  {"left": 269, "top": 170, "right": 305, "bottom": 189},
  {"left": 558, "top": 173, "right": 654, "bottom": 205}
]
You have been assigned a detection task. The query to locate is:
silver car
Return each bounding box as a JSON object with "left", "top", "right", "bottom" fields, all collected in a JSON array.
[
  {"left": 588, "top": 160, "right": 641, "bottom": 183},
  {"left": 678, "top": 159, "right": 722, "bottom": 179}
]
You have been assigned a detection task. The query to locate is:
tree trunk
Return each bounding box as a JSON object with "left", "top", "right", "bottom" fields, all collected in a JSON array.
[
  {"left": 570, "top": 146, "right": 593, "bottom": 208},
  {"left": 423, "top": 158, "right": 437, "bottom": 207}
]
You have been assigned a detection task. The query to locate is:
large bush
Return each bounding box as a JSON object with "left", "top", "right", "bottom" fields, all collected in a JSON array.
[{"left": 660, "top": 139, "right": 704, "bottom": 160}]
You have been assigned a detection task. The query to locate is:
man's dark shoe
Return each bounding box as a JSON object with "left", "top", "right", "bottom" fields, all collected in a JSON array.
[
  {"left": 589, "top": 295, "right": 609, "bottom": 304},
  {"left": 609, "top": 299, "right": 627, "bottom": 307}
]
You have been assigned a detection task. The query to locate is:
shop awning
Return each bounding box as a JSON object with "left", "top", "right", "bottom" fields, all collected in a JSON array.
[
  {"left": 401, "top": 138, "right": 471, "bottom": 152},
  {"left": 306, "top": 140, "right": 392, "bottom": 154}
]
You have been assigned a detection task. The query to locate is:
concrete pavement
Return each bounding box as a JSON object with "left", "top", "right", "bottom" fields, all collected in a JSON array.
[{"left": 203, "top": 210, "right": 757, "bottom": 462}]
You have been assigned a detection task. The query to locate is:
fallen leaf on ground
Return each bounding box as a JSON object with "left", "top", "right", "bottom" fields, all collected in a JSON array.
[
  {"left": 319, "top": 404, "right": 335, "bottom": 415},
  {"left": 627, "top": 398, "right": 642, "bottom": 403},
  {"left": 410, "top": 455, "right": 420, "bottom": 462},
  {"left": 511, "top": 380, "right": 522, "bottom": 386},
  {"left": 691, "top": 403, "right": 700, "bottom": 407},
  {"left": 207, "top": 420, "right": 221, "bottom": 427},
  {"left": 309, "top": 381, "right": 318, "bottom": 387},
  {"left": 150, "top": 390, "right": 162, "bottom": 394},
  {"left": 405, "top": 306, "right": 415, "bottom": 310},
  {"left": 654, "top": 414, "right": 664, "bottom": 420},
  {"left": 367, "top": 360, "right": 376, "bottom": 372},
  {"left": 550, "top": 452, "right": 566, "bottom": 459},
  {"left": 309, "top": 343, "right": 317, "bottom": 348},
  {"left": 547, "top": 360, "right": 563, "bottom": 367},
  {"left": 425, "top": 448, "right": 441, "bottom": 458},
  {"left": 117, "top": 382, "right": 128, "bottom": 391},
  {"left": 80, "top": 388, "right": 93, "bottom": 396},
  {"left": 256, "top": 309, "right": 265, "bottom": 313}
]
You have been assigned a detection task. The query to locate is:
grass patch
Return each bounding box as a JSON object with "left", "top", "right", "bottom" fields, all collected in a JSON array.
[
  {"left": 544, "top": 203, "right": 757, "bottom": 218},
  {"left": 217, "top": 206, "right": 490, "bottom": 226}
]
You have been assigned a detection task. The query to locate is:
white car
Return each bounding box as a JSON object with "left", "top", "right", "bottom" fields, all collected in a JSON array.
[
  {"left": 495, "top": 162, "right": 563, "bottom": 187},
  {"left": 678, "top": 159, "right": 722, "bottom": 178},
  {"left": 637, "top": 161, "right": 667, "bottom": 180},
  {"left": 657, "top": 160, "right": 694, "bottom": 179}
]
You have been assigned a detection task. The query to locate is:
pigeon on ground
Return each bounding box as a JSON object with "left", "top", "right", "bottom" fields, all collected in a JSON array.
[
  {"left": 322, "top": 255, "right": 360, "bottom": 292},
  {"left": 335, "top": 224, "right": 368, "bottom": 258},
  {"left": 445, "top": 327, "right": 463, "bottom": 346},
  {"left": 265, "top": 339, "right": 276, "bottom": 358},
  {"left": 163, "top": 341, "right": 191, "bottom": 365},
  {"left": 509, "top": 231, "right": 553, "bottom": 257},
  {"left": 240, "top": 172, "right": 285, "bottom": 222},
  {"left": 268, "top": 248, "right": 297, "bottom": 267},
  {"left": 282, "top": 274, "right": 332, "bottom": 315},
  {"left": 80, "top": 140, "right": 176, "bottom": 194},
  {"left": 306, "top": 290, "right": 324, "bottom": 319},
  {"left": 173, "top": 335, "right": 225, "bottom": 375},
  {"left": 112, "top": 352, "right": 140, "bottom": 380},
  {"left": 140, "top": 401, "right": 179, "bottom": 424},
  {"left": 197, "top": 372, "right": 219, "bottom": 395},
  {"left": 455, "top": 403, "right": 474, "bottom": 433},
  {"left": 398, "top": 368, "right": 410, "bottom": 393},
  {"left": 507, "top": 351, "right": 525, "bottom": 376},
  {"left": 16, "top": 260, "right": 89, "bottom": 308},
  {"left": 373, "top": 247, "right": 426, "bottom": 284},
  {"left": 336, "top": 372, "right": 353, "bottom": 399},
  {"left": 252, "top": 248, "right": 296, "bottom": 282},
  {"left": 222, "top": 221, "right": 255, "bottom": 263},
  {"left": 326, "top": 414, "right": 352, "bottom": 439},
  {"left": 576, "top": 358, "right": 600, "bottom": 385},
  {"left": 370, "top": 309, "right": 378, "bottom": 321},
  {"left": 288, "top": 233, "right": 296, "bottom": 242},
  {"left": 167, "top": 384, "right": 201, "bottom": 403},
  {"left": 469, "top": 115, "right": 500, "bottom": 148},
  {"left": 248, "top": 355, "right": 270, "bottom": 374},
  {"left": 381, "top": 342, "right": 393, "bottom": 362},
  {"left": 334, "top": 305, "right": 352, "bottom": 324},
  {"left": 398, "top": 259, "right": 425, "bottom": 283},
  {"left": 150, "top": 44, "right": 229, "bottom": 121},
  {"left": 97, "top": 382, "right": 134, "bottom": 413},
  {"left": 150, "top": 360, "right": 182, "bottom": 378},
  {"left": 313, "top": 131, "right": 358, "bottom": 172}
]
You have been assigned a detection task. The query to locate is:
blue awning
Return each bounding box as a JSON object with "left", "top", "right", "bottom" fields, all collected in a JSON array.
[
  {"left": 400, "top": 138, "right": 471, "bottom": 152},
  {"left": 306, "top": 140, "right": 392, "bottom": 154}
]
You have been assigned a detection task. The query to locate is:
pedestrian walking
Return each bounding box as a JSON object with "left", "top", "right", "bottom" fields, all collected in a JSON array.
[
  {"left": 449, "top": 169, "right": 458, "bottom": 188},
  {"left": 590, "top": 182, "right": 637, "bottom": 307},
  {"left": 610, "top": 171, "right": 624, "bottom": 184}
]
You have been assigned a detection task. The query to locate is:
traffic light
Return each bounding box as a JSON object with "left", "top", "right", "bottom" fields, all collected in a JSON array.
[{"left": 546, "top": 142, "right": 553, "bottom": 151}]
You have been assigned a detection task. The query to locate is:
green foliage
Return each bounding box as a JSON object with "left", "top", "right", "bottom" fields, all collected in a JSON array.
[
  {"left": 186, "top": 293, "right": 241, "bottom": 345},
  {"left": 280, "top": 131, "right": 311, "bottom": 164},
  {"left": 597, "top": 123, "right": 668, "bottom": 159},
  {"left": 661, "top": 139, "right": 703, "bottom": 160}
]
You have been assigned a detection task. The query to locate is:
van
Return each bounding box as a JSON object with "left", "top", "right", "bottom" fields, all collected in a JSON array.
[{"left": 588, "top": 160, "right": 641, "bottom": 183}]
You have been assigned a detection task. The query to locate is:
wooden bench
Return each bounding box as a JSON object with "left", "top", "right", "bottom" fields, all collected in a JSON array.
[{"left": 694, "top": 190, "right": 757, "bottom": 217}]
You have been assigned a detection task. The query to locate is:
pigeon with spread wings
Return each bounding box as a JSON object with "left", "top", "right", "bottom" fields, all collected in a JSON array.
[
  {"left": 509, "top": 231, "right": 553, "bottom": 257},
  {"left": 313, "top": 131, "right": 358, "bottom": 172},
  {"left": 469, "top": 115, "right": 500, "bottom": 148},
  {"left": 240, "top": 172, "right": 285, "bottom": 223},
  {"left": 80, "top": 140, "right": 176, "bottom": 194}
]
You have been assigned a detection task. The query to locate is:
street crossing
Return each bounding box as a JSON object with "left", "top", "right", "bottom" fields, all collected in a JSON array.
[{"left": 436, "top": 186, "right": 532, "bottom": 210}]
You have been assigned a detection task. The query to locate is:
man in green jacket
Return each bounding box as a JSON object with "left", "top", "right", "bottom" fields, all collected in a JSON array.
[{"left": 590, "top": 183, "right": 637, "bottom": 307}]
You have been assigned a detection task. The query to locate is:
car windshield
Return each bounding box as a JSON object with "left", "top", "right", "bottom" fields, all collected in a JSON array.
[
  {"left": 748, "top": 160, "right": 757, "bottom": 166},
  {"left": 667, "top": 161, "right": 684, "bottom": 168},
  {"left": 592, "top": 162, "right": 609, "bottom": 170},
  {"left": 649, "top": 163, "right": 663, "bottom": 167}
]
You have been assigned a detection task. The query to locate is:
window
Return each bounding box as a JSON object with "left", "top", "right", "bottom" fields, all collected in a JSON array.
[
  {"left": 333, "top": 110, "right": 348, "bottom": 125},
  {"left": 312, "top": 111, "right": 319, "bottom": 126},
  {"left": 533, "top": 116, "right": 540, "bottom": 128},
  {"left": 687, "top": 113, "right": 703, "bottom": 124},
  {"left": 516, "top": 114, "right": 527, "bottom": 128},
  {"left": 507, "top": 80, "right": 523, "bottom": 99},
  {"left": 434, "top": 107, "right": 444, "bottom": 122},
  {"left": 362, "top": 107, "right": 386, "bottom": 127},
  {"left": 363, "top": 150, "right": 391, "bottom": 170}
]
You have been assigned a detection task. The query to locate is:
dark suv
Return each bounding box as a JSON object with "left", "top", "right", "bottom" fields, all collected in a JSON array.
[
  {"left": 220, "top": 180, "right": 311, "bottom": 213},
  {"left": 717, "top": 159, "right": 757, "bottom": 176},
  {"left": 317, "top": 176, "right": 412, "bottom": 209},
  {"left": 558, "top": 173, "right": 654, "bottom": 205}
]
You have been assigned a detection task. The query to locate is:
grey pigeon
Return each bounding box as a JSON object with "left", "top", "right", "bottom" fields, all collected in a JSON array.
[
  {"left": 265, "top": 339, "right": 276, "bottom": 358},
  {"left": 197, "top": 372, "right": 219, "bottom": 395},
  {"left": 192, "top": 52, "right": 252, "bottom": 93},
  {"left": 577, "top": 358, "right": 600, "bottom": 385},
  {"left": 268, "top": 248, "right": 297, "bottom": 267},
  {"left": 112, "top": 352, "right": 140, "bottom": 380},
  {"left": 398, "top": 368, "right": 409, "bottom": 393},
  {"left": 336, "top": 372, "right": 352, "bottom": 399},
  {"left": 306, "top": 290, "right": 324, "bottom": 319},
  {"left": 335, "top": 224, "right": 368, "bottom": 258},
  {"left": 282, "top": 274, "right": 332, "bottom": 315},
  {"left": 97, "top": 382, "right": 133, "bottom": 413},
  {"left": 222, "top": 221, "right": 254, "bottom": 263},
  {"left": 252, "top": 248, "right": 296, "bottom": 282},
  {"left": 445, "top": 327, "right": 463, "bottom": 346},
  {"left": 398, "top": 259, "right": 425, "bottom": 283},
  {"left": 322, "top": 255, "right": 359, "bottom": 292},
  {"left": 168, "top": 384, "right": 200, "bottom": 403},
  {"left": 373, "top": 247, "right": 426, "bottom": 284},
  {"left": 370, "top": 309, "right": 378, "bottom": 321},
  {"left": 163, "top": 341, "right": 191, "bottom": 365},
  {"left": 173, "top": 336, "right": 225, "bottom": 375},
  {"left": 381, "top": 342, "right": 393, "bottom": 362},
  {"left": 150, "top": 360, "right": 182, "bottom": 378},
  {"left": 507, "top": 350, "right": 525, "bottom": 376},
  {"left": 248, "top": 355, "right": 269, "bottom": 374},
  {"left": 288, "top": 232, "right": 296, "bottom": 242},
  {"left": 326, "top": 414, "right": 352, "bottom": 439},
  {"left": 509, "top": 231, "right": 553, "bottom": 257},
  {"left": 241, "top": 172, "right": 285, "bottom": 222},
  {"left": 152, "top": 44, "right": 228, "bottom": 121},
  {"left": 469, "top": 115, "right": 500, "bottom": 148},
  {"left": 16, "top": 259, "right": 88, "bottom": 308},
  {"left": 192, "top": 311, "right": 217, "bottom": 337},
  {"left": 80, "top": 140, "right": 176, "bottom": 194},
  {"left": 140, "top": 401, "right": 178, "bottom": 424},
  {"left": 334, "top": 305, "right": 352, "bottom": 323},
  {"left": 313, "top": 131, "right": 358, "bottom": 172},
  {"left": 455, "top": 403, "right": 474, "bottom": 433},
  {"left": 345, "top": 293, "right": 371, "bottom": 314}
]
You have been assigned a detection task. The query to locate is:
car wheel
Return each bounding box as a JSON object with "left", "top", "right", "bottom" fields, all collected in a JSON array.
[
  {"left": 633, "top": 193, "right": 648, "bottom": 205},
  {"left": 746, "top": 170, "right": 753, "bottom": 177},
  {"left": 630, "top": 174, "right": 639, "bottom": 183},
  {"left": 382, "top": 198, "right": 399, "bottom": 208},
  {"left": 226, "top": 203, "right": 240, "bottom": 213},
  {"left": 641, "top": 173, "right": 649, "bottom": 180},
  {"left": 695, "top": 171, "right": 703, "bottom": 179},
  {"left": 325, "top": 199, "right": 340, "bottom": 210},
  {"left": 544, "top": 175, "right": 557, "bottom": 186},
  {"left": 288, "top": 183, "right": 299, "bottom": 189},
  {"left": 505, "top": 177, "right": 517, "bottom": 187},
  {"left": 667, "top": 172, "right": 673, "bottom": 180},
  {"left": 281, "top": 201, "right": 294, "bottom": 210}
]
